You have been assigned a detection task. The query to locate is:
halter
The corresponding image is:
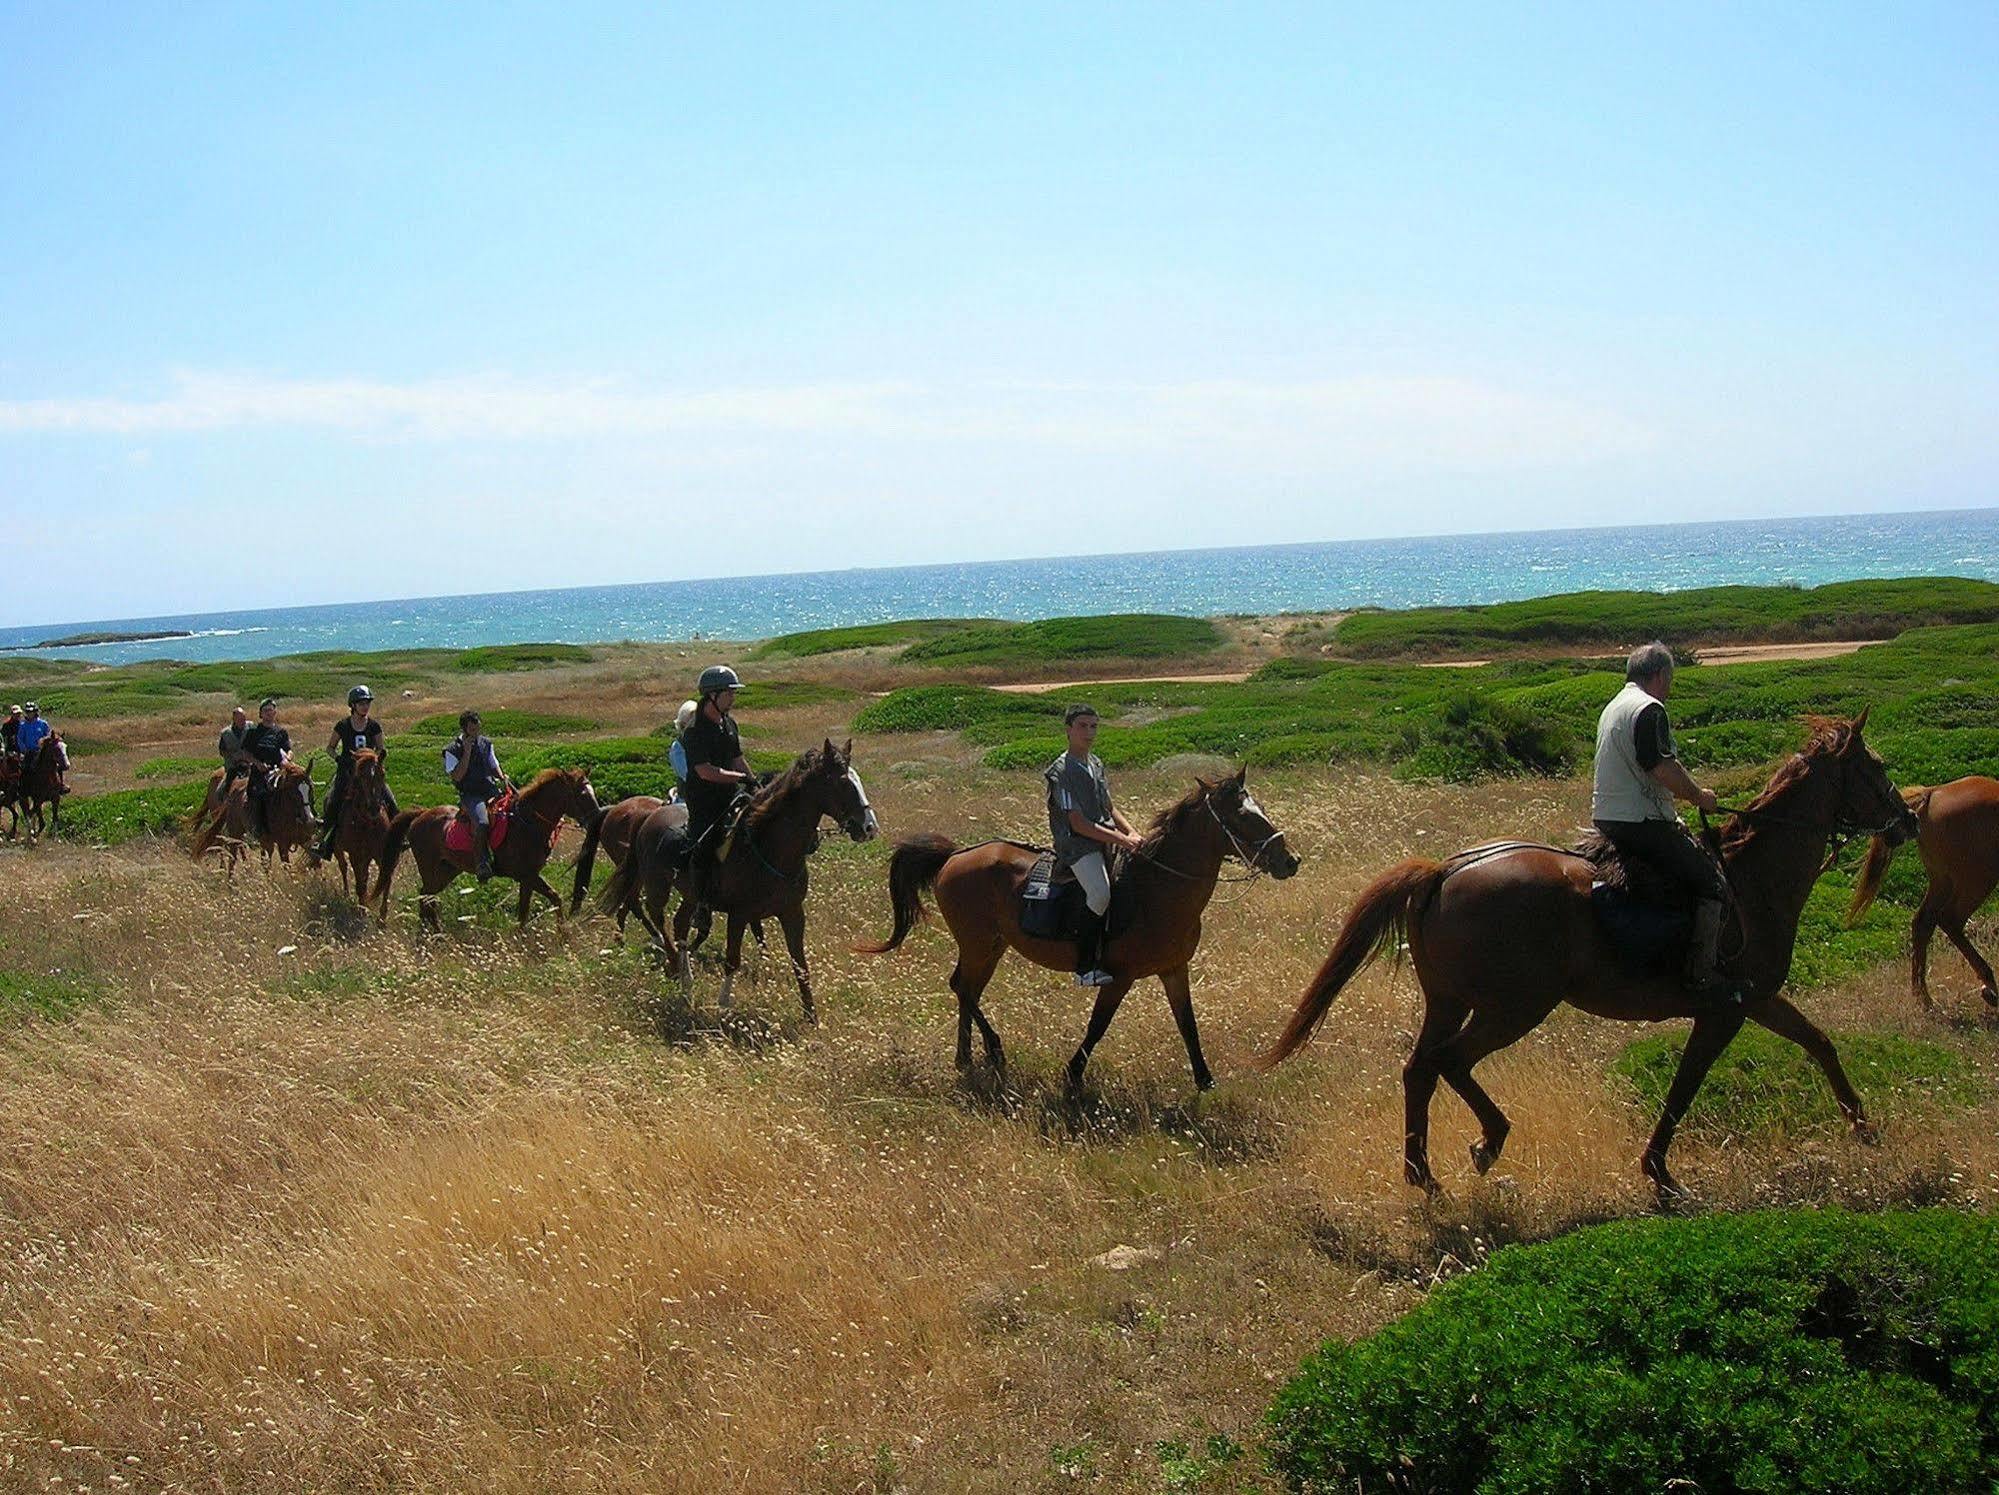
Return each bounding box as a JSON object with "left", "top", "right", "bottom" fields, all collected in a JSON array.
[{"left": 1135, "top": 789, "right": 1285, "bottom": 894}]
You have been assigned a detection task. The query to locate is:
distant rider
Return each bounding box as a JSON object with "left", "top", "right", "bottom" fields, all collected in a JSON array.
[
  {"left": 444, "top": 709, "right": 506, "bottom": 880},
  {"left": 1591, "top": 641, "right": 1731, "bottom": 1001},
  {"left": 238, "top": 697, "right": 294, "bottom": 841},
  {"left": 216, "top": 706, "right": 253, "bottom": 804},
  {"left": 312, "top": 685, "right": 397, "bottom": 861},
  {"left": 1044, "top": 704, "right": 1143, "bottom": 988},
  {"left": 681, "top": 667, "right": 752, "bottom": 881},
  {"left": 2, "top": 704, "right": 22, "bottom": 758},
  {"left": 16, "top": 702, "right": 68, "bottom": 778},
  {"left": 666, "top": 698, "right": 699, "bottom": 798}
]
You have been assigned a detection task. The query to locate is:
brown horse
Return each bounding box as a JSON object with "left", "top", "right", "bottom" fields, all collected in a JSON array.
[
  {"left": 378, "top": 766, "right": 602, "bottom": 930},
  {"left": 10, "top": 739, "right": 69, "bottom": 841},
  {"left": 324, "top": 748, "right": 395, "bottom": 906},
  {"left": 598, "top": 742, "right": 875, "bottom": 1019},
  {"left": 568, "top": 794, "right": 664, "bottom": 928},
  {"left": 1263, "top": 715, "right": 1918, "bottom": 1199},
  {"left": 1847, "top": 775, "right": 1999, "bottom": 1012},
  {"left": 863, "top": 768, "right": 1299, "bottom": 1092},
  {"left": 191, "top": 760, "right": 318, "bottom": 872}
]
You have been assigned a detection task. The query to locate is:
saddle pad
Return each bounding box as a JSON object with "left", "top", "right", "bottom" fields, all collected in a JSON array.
[
  {"left": 444, "top": 804, "right": 511, "bottom": 857},
  {"left": 1590, "top": 880, "right": 1690, "bottom": 973}
]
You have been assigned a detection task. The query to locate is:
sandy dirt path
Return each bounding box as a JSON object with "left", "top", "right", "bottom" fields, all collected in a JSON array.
[
  {"left": 992, "top": 670, "right": 1253, "bottom": 694},
  {"left": 1694, "top": 639, "right": 1889, "bottom": 665}
]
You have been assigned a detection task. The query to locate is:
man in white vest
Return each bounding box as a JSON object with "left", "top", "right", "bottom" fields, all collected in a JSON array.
[{"left": 1592, "top": 641, "right": 1732, "bottom": 999}]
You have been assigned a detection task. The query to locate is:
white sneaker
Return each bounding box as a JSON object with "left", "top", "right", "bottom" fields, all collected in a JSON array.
[{"left": 1074, "top": 968, "right": 1115, "bottom": 988}]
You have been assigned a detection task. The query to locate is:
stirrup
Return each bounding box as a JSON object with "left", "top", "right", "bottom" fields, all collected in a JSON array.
[{"left": 1073, "top": 968, "right": 1115, "bottom": 988}]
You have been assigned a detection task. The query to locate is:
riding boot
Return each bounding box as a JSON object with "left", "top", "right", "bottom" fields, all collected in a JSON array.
[
  {"left": 473, "top": 820, "right": 493, "bottom": 881},
  {"left": 313, "top": 792, "right": 343, "bottom": 861},
  {"left": 1684, "top": 898, "right": 1738, "bottom": 1008},
  {"left": 1073, "top": 907, "right": 1112, "bottom": 987}
]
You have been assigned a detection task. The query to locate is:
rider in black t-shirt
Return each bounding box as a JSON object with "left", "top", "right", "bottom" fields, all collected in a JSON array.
[
  {"left": 312, "top": 685, "right": 399, "bottom": 860},
  {"left": 238, "top": 697, "right": 293, "bottom": 840},
  {"left": 681, "top": 665, "right": 752, "bottom": 870}
]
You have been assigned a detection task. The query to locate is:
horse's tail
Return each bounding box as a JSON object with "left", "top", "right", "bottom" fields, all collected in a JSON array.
[
  {"left": 571, "top": 805, "right": 609, "bottom": 913},
  {"left": 190, "top": 801, "right": 227, "bottom": 859},
  {"left": 855, "top": 834, "right": 959, "bottom": 954},
  {"left": 595, "top": 840, "right": 642, "bottom": 920},
  {"left": 375, "top": 809, "right": 421, "bottom": 912},
  {"left": 1845, "top": 785, "right": 1932, "bottom": 926},
  {"left": 1262, "top": 858, "right": 1446, "bottom": 1068}
]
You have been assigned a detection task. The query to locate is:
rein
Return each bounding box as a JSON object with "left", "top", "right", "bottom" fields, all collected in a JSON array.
[{"left": 1132, "top": 792, "right": 1279, "bottom": 897}]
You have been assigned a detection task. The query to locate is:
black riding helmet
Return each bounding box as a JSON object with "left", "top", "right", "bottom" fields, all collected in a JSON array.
[
  {"left": 347, "top": 685, "right": 374, "bottom": 707},
  {"left": 698, "top": 665, "right": 744, "bottom": 697}
]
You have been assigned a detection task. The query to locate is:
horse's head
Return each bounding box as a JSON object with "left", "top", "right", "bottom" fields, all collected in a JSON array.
[
  {"left": 349, "top": 748, "right": 385, "bottom": 793},
  {"left": 1812, "top": 709, "right": 1919, "bottom": 846},
  {"left": 563, "top": 766, "right": 602, "bottom": 825},
  {"left": 808, "top": 738, "right": 878, "bottom": 842},
  {"left": 1202, "top": 766, "right": 1299, "bottom": 879}
]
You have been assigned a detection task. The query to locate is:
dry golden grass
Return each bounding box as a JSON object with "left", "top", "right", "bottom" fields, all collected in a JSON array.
[{"left": 3, "top": 679, "right": 1996, "bottom": 1493}]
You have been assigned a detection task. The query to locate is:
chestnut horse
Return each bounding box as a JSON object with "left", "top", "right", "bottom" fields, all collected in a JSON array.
[
  {"left": 378, "top": 766, "right": 601, "bottom": 930},
  {"left": 1264, "top": 716, "right": 1918, "bottom": 1199},
  {"left": 863, "top": 768, "right": 1299, "bottom": 1093},
  {"left": 598, "top": 742, "right": 875, "bottom": 1019},
  {"left": 192, "top": 759, "right": 318, "bottom": 872},
  {"left": 1847, "top": 775, "right": 1999, "bottom": 1012},
  {"left": 325, "top": 748, "right": 395, "bottom": 906},
  {"left": 568, "top": 794, "right": 664, "bottom": 927}
]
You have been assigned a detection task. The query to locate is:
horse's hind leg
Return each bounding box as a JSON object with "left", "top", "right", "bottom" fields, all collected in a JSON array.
[
  {"left": 1938, "top": 903, "right": 1998, "bottom": 1006},
  {"left": 949, "top": 943, "right": 1005, "bottom": 1071},
  {"left": 1748, "top": 994, "right": 1875, "bottom": 1142},
  {"left": 1401, "top": 994, "right": 1469, "bottom": 1193},
  {"left": 1640, "top": 1011, "right": 1746, "bottom": 1199},
  {"left": 1432, "top": 1000, "right": 1557, "bottom": 1176},
  {"left": 1910, "top": 889, "right": 1944, "bottom": 1009}
]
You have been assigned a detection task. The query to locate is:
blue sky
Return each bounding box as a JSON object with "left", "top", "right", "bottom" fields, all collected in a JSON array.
[{"left": 3, "top": 3, "right": 1995, "bottom": 625}]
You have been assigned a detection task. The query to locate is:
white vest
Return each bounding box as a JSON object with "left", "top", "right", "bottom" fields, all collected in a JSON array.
[{"left": 1592, "top": 682, "right": 1678, "bottom": 822}]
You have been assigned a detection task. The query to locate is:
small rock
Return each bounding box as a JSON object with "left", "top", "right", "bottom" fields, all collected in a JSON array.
[
  {"left": 276, "top": 945, "right": 298, "bottom": 957},
  {"left": 1089, "top": 1244, "right": 1163, "bottom": 1272}
]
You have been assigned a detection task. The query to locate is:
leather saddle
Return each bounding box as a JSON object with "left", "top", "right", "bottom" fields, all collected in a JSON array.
[
  {"left": 1019, "top": 849, "right": 1136, "bottom": 942},
  {"left": 1576, "top": 830, "right": 1695, "bottom": 972},
  {"left": 444, "top": 793, "right": 513, "bottom": 856}
]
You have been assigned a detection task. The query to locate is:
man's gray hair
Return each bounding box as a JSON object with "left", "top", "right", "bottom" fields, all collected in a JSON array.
[{"left": 1626, "top": 640, "right": 1677, "bottom": 683}]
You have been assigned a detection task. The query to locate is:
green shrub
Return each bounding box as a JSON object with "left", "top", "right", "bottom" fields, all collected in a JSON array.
[
  {"left": 60, "top": 781, "right": 208, "bottom": 844},
  {"left": 449, "top": 643, "right": 594, "bottom": 671},
  {"left": 853, "top": 685, "right": 1066, "bottom": 734},
  {"left": 135, "top": 755, "right": 219, "bottom": 782},
  {"left": 1613, "top": 1026, "right": 1978, "bottom": 1137},
  {"left": 1266, "top": 1209, "right": 1999, "bottom": 1494},
  {"left": 0, "top": 969, "right": 108, "bottom": 1024},
  {"left": 901, "top": 614, "right": 1223, "bottom": 667},
  {"left": 1394, "top": 692, "right": 1575, "bottom": 782},
  {"left": 748, "top": 619, "right": 997, "bottom": 659}
]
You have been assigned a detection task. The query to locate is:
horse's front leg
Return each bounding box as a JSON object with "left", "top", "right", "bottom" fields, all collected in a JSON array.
[
  {"left": 1065, "top": 978, "right": 1133, "bottom": 1094},
  {"left": 1640, "top": 1011, "right": 1746, "bottom": 1200},
  {"left": 532, "top": 872, "right": 566, "bottom": 922},
  {"left": 1749, "top": 994, "right": 1876, "bottom": 1143},
  {"left": 1158, "top": 965, "right": 1212, "bottom": 1091},
  {"left": 777, "top": 902, "right": 815, "bottom": 1024}
]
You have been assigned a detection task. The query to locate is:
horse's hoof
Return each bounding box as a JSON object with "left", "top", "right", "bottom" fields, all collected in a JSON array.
[
  {"left": 1981, "top": 986, "right": 1998, "bottom": 1008},
  {"left": 1852, "top": 1118, "right": 1881, "bottom": 1147},
  {"left": 1405, "top": 1161, "right": 1440, "bottom": 1195},
  {"left": 1469, "top": 1141, "right": 1496, "bottom": 1174},
  {"left": 1193, "top": 1072, "right": 1216, "bottom": 1093}
]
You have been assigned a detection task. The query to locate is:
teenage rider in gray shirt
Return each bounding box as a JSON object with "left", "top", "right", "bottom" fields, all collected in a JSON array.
[{"left": 1044, "top": 704, "right": 1143, "bottom": 987}]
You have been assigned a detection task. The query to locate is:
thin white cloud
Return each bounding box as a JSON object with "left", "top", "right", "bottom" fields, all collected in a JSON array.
[{"left": 0, "top": 369, "right": 1655, "bottom": 469}]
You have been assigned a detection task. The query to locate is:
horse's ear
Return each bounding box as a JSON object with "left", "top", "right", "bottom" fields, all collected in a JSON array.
[
  {"left": 841, "top": 738, "right": 853, "bottom": 761},
  {"left": 1232, "top": 764, "right": 1248, "bottom": 786},
  {"left": 1851, "top": 705, "right": 1870, "bottom": 735},
  {"left": 821, "top": 738, "right": 840, "bottom": 768}
]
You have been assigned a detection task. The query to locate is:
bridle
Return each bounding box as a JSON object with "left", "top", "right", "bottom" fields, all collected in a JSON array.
[
  {"left": 1133, "top": 789, "right": 1287, "bottom": 894},
  {"left": 1703, "top": 748, "right": 1911, "bottom": 873}
]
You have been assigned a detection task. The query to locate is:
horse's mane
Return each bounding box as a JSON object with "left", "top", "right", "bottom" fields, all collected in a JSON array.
[
  {"left": 517, "top": 765, "right": 581, "bottom": 798},
  {"left": 747, "top": 747, "right": 832, "bottom": 828},
  {"left": 1138, "top": 778, "right": 1216, "bottom": 852},
  {"left": 1719, "top": 715, "right": 1858, "bottom": 857}
]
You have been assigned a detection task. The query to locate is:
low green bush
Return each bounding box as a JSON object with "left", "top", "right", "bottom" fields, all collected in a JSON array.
[
  {"left": 852, "top": 685, "right": 1067, "bottom": 734},
  {"left": 1266, "top": 1208, "right": 1999, "bottom": 1494},
  {"left": 135, "top": 755, "right": 219, "bottom": 782},
  {"left": 748, "top": 619, "right": 997, "bottom": 659},
  {"left": 449, "top": 643, "right": 594, "bottom": 671},
  {"left": 1394, "top": 691, "right": 1575, "bottom": 782},
  {"left": 59, "top": 781, "right": 208, "bottom": 843},
  {"left": 0, "top": 969, "right": 108, "bottom": 1025},
  {"left": 1613, "top": 1026, "right": 1979, "bottom": 1137},
  {"left": 901, "top": 614, "right": 1223, "bottom": 667}
]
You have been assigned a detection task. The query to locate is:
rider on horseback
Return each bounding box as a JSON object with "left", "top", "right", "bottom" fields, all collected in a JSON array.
[
  {"left": 312, "top": 685, "right": 398, "bottom": 862},
  {"left": 681, "top": 667, "right": 752, "bottom": 886},
  {"left": 217, "top": 707, "right": 253, "bottom": 802},
  {"left": 3, "top": 704, "right": 21, "bottom": 758},
  {"left": 444, "top": 710, "right": 507, "bottom": 880},
  {"left": 1045, "top": 704, "right": 1143, "bottom": 987},
  {"left": 666, "top": 699, "right": 699, "bottom": 798},
  {"left": 1592, "top": 641, "right": 1731, "bottom": 1000},
  {"left": 16, "top": 703, "right": 68, "bottom": 779},
  {"left": 239, "top": 698, "right": 294, "bottom": 841}
]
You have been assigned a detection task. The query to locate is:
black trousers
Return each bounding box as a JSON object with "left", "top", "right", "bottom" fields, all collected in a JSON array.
[{"left": 1594, "top": 818, "right": 1726, "bottom": 902}]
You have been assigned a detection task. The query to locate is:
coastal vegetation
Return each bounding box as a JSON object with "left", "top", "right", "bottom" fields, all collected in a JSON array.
[{"left": 8, "top": 579, "right": 1997, "bottom": 1491}]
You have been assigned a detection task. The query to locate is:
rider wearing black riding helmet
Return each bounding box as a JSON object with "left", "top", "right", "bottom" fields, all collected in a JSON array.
[
  {"left": 681, "top": 665, "right": 753, "bottom": 865},
  {"left": 311, "top": 685, "right": 398, "bottom": 861}
]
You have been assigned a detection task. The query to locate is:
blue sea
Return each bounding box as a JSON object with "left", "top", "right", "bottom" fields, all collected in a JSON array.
[{"left": 8, "top": 508, "right": 1998, "bottom": 666}]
